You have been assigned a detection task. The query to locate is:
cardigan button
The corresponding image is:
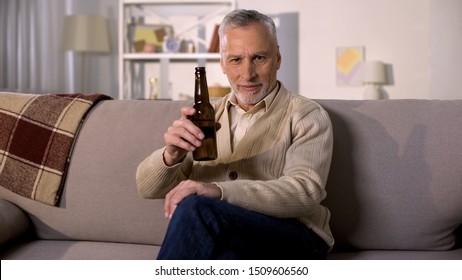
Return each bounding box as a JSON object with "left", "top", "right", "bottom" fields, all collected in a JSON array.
[{"left": 228, "top": 171, "right": 238, "bottom": 180}]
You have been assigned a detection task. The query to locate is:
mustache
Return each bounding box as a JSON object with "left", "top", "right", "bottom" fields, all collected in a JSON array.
[{"left": 239, "top": 82, "right": 260, "bottom": 87}]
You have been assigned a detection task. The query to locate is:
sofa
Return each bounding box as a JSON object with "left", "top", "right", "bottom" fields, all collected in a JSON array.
[{"left": 1, "top": 98, "right": 461, "bottom": 260}]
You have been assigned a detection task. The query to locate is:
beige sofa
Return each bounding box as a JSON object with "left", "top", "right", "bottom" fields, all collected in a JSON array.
[{"left": 1, "top": 98, "right": 461, "bottom": 259}]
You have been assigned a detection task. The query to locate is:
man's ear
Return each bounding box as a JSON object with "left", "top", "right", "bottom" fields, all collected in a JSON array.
[{"left": 276, "top": 47, "right": 282, "bottom": 70}]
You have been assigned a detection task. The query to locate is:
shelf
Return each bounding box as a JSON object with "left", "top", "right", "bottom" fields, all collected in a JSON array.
[
  {"left": 122, "top": 0, "right": 235, "bottom": 18},
  {"left": 118, "top": 0, "right": 236, "bottom": 100},
  {"left": 124, "top": 0, "right": 233, "bottom": 4},
  {"left": 123, "top": 52, "right": 221, "bottom": 60}
]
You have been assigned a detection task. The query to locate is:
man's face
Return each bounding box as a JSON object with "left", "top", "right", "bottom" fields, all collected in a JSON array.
[{"left": 220, "top": 22, "right": 281, "bottom": 110}]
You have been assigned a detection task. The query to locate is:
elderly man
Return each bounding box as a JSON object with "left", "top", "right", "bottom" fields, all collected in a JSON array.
[{"left": 136, "top": 9, "right": 333, "bottom": 260}]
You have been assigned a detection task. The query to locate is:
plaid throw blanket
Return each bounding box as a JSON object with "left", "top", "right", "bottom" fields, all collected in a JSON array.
[{"left": 0, "top": 92, "right": 111, "bottom": 206}]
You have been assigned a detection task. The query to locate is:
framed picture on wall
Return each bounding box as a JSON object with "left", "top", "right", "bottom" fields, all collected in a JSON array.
[{"left": 336, "top": 46, "right": 364, "bottom": 86}]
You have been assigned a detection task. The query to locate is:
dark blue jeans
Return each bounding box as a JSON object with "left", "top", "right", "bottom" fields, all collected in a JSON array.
[{"left": 157, "top": 196, "right": 329, "bottom": 260}]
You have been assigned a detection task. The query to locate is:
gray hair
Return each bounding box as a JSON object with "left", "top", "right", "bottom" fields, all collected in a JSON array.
[{"left": 218, "top": 9, "right": 278, "bottom": 50}]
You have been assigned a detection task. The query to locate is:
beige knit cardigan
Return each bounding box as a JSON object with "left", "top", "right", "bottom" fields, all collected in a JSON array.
[{"left": 136, "top": 83, "right": 334, "bottom": 248}]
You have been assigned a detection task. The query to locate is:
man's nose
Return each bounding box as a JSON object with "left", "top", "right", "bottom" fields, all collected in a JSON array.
[{"left": 242, "top": 60, "right": 257, "bottom": 80}]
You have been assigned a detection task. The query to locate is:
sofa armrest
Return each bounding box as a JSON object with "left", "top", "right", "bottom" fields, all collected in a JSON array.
[{"left": 0, "top": 199, "right": 30, "bottom": 246}]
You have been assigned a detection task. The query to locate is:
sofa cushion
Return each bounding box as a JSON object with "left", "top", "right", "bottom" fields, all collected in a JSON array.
[
  {"left": 0, "top": 199, "right": 30, "bottom": 245},
  {"left": 319, "top": 100, "right": 462, "bottom": 251}
]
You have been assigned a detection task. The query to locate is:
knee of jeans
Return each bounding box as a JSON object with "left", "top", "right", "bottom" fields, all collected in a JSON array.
[
  {"left": 174, "top": 196, "right": 217, "bottom": 221},
  {"left": 177, "top": 195, "right": 201, "bottom": 210}
]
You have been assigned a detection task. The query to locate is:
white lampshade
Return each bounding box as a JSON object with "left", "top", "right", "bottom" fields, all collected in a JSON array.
[
  {"left": 62, "top": 15, "right": 110, "bottom": 53},
  {"left": 362, "top": 61, "right": 386, "bottom": 85}
]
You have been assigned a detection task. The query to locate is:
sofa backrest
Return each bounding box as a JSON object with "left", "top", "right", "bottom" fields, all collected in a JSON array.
[{"left": 318, "top": 99, "right": 462, "bottom": 251}]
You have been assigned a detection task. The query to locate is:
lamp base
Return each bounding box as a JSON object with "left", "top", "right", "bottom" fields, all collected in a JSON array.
[{"left": 364, "top": 85, "right": 381, "bottom": 100}]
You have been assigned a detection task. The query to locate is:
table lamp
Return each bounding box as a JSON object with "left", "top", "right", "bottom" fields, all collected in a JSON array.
[
  {"left": 362, "top": 61, "right": 386, "bottom": 100},
  {"left": 62, "top": 15, "right": 110, "bottom": 92}
]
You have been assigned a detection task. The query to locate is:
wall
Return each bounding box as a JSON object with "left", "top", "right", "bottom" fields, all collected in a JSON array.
[
  {"left": 73, "top": 0, "right": 461, "bottom": 100},
  {"left": 429, "top": 0, "right": 462, "bottom": 100},
  {"left": 239, "top": 0, "right": 461, "bottom": 100},
  {"left": 299, "top": 0, "right": 431, "bottom": 100}
]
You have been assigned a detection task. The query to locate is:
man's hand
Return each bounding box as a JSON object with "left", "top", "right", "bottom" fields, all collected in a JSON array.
[
  {"left": 163, "top": 106, "right": 221, "bottom": 166},
  {"left": 163, "top": 106, "right": 204, "bottom": 166},
  {"left": 164, "top": 180, "right": 222, "bottom": 219}
]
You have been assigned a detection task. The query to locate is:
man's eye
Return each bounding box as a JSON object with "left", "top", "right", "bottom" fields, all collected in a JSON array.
[
  {"left": 254, "top": 56, "right": 266, "bottom": 63},
  {"left": 229, "top": 58, "right": 241, "bottom": 63}
]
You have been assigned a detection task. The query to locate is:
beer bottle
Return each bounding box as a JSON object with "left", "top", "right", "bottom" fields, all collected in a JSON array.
[{"left": 191, "top": 67, "right": 218, "bottom": 161}]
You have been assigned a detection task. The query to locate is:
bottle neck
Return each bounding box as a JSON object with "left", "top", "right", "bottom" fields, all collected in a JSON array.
[{"left": 195, "top": 69, "right": 209, "bottom": 102}]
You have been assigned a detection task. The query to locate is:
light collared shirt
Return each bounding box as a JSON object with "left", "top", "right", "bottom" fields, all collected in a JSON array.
[{"left": 227, "top": 82, "right": 280, "bottom": 150}]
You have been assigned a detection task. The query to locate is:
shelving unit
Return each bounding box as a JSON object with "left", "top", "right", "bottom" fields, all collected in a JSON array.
[{"left": 118, "top": 0, "right": 236, "bottom": 100}]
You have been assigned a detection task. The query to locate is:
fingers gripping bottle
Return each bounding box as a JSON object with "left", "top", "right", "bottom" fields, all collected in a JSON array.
[{"left": 191, "top": 67, "right": 218, "bottom": 161}]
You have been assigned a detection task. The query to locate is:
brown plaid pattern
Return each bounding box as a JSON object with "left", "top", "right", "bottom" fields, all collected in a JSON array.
[{"left": 0, "top": 92, "right": 111, "bottom": 206}]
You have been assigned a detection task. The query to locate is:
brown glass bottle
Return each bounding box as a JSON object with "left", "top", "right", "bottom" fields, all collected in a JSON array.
[{"left": 191, "top": 67, "right": 218, "bottom": 161}]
